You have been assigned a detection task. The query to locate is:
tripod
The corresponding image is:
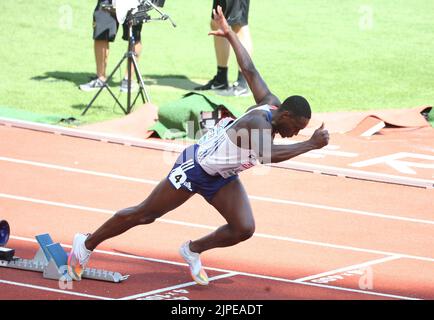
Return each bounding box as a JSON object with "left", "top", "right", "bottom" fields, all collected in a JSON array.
[{"left": 81, "top": 14, "right": 150, "bottom": 116}]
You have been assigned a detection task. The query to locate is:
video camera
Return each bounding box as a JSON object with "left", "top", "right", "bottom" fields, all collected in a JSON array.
[
  {"left": 100, "top": 0, "right": 172, "bottom": 26},
  {"left": 100, "top": 0, "right": 165, "bottom": 9}
]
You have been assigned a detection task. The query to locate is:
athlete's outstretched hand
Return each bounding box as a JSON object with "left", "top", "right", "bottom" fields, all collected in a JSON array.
[
  {"left": 309, "top": 123, "right": 329, "bottom": 149},
  {"left": 209, "top": 5, "right": 231, "bottom": 38}
]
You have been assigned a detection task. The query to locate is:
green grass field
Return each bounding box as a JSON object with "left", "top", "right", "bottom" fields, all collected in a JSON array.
[{"left": 0, "top": 0, "right": 433, "bottom": 125}]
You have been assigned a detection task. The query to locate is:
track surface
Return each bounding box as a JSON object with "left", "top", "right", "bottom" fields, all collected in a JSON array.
[{"left": 0, "top": 124, "right": 433, "bottom": 300}]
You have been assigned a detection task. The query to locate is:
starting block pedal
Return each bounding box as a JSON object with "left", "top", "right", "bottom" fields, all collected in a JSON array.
[{"left": 0, "top": 233, "right": 129, "bottom": 283}]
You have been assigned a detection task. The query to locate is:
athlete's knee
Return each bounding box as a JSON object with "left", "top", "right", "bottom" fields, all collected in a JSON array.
[
  {"left": 234, "top": 222, "right": 255, "bottom": 242},
  {"left": 115, "top": 206, "right": 157, "bottom": 225},
  {"left": 135, "top": 208, "right": 161, "bottom": 225},
  {"left": 114, "top": 206, "right": 137, "bottom": 221},
  {"left": 137, "top": 214, "right": 157, "bottom": 225}
]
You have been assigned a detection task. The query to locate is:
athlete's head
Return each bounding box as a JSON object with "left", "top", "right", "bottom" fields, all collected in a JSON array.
[{"left": 273, "top": 95, "right": 311, "bottom": 138}]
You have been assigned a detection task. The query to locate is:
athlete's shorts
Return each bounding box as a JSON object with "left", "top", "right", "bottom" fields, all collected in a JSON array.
[
  {"left": 167, "top": 144, "right": 238, "bottom": 203},
  {"left": 93, "top": 3, "right": 142, "bottom": 42},
  {"left": 212, "top": 0, "right": 250, "bottom": 26}
]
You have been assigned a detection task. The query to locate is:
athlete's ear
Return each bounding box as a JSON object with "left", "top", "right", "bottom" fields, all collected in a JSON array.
[{"left": 281, "top": 110, "right": 291, "bottom": 119}]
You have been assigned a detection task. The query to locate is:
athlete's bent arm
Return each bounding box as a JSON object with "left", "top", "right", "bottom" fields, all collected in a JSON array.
[
  {"left": 209, "top": 6, "right": 280, "bottom": 106},
  {"left": 251, "top": 122, "right": 329, "bottom": 164}
]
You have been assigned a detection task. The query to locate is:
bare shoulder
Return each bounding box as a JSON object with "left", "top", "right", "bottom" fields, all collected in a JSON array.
[
  {"left": 244, "top": 110, "right": 272, "bottom": 130},
  {"left": 246, "top": 95, "right": 281, "bottom": 112}
]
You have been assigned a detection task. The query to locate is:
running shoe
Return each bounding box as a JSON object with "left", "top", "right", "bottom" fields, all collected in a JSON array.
[
  {"left": 120, "top": 78, "right": 138, "bottom": 93},
  {"left": 79, "top": 77, "right": 105, "bottom": 92},
  {"left": 179, "top": 241, "right": 209, "bottom": 285},
  {"left": 67, "top": 233, "right": 92, "bottom": 281},
  {"left": 194, "top": 76, "right": 228, "bottom": 91},
  {"left": 216, "top": 81, "right": 251, "bottom": 97}
]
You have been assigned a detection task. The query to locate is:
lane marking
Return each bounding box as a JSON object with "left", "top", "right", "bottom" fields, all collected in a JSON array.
[
  {"left": 294, "top": 255, "right": 402, "bottom": 282},
  {"left": 8, "top": 235, "right": 420, "bottom": 300},
  {"left": 248, "top": 195, "right": 434, "bottom": 226},
  {"left": 276, "top": 160, "right": 434, "bottom": 188},
  {"left": 1, "top": 117, "right": 432, "bottom": 188},
  {"left": 0, "top": 279, "right": 112, "bottom": 300},
  {"left": 0, "top": 156, "right": 160, "bottom": 186},
  {"left": 289, "top": 281, "right": 419, "bottom": 300},
  {"left": 119, "top": 272, "right": 238, "bottom": 300},
  {"left": 1, "top": 156, "right": 433, "bottom": 226},
  {"left": 351, "top": 152, "right": 434, "bottom": 175},
  {"left": 3, "top": 193, "right": 434, "bottom": 263}
]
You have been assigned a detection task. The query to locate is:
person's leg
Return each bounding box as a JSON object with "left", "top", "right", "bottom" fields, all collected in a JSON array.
[
  {"left": 120, "top": 24, "right": 143, "bottom": 91},
  {"left": 122, "top": 41, "right": 142, "bottom": 81},
  {"left": 94, "top": 40, "right": 109, "bottom": 81},
  {"left": 212, "top": 19, "right": 231, "bottom": 69},
  {"left": 85, "top": 179, "right": 193, "bottom": 251},
  {"left": 80, "top": 8, "right": 115, "bottom": 91},
  {"left": 194, "top": 1, "right": 229, "bottom": 90},
  {"left": 194, "top": 18, "right": 229, "bottom": 91},
  {"left": 233, "top": 24, "right": 253, "bottom": 57},
  {"left": 178, "top": 178, "right": 253, "bottom": 285},
  {"left": 213, "top": 0, "right": 252, "bottom": 96},
  {"left": 231, "top": 23, "right": 252, "bottom": 88},
  {"left": 189, "top": 178, "right": 255, "bottom": 254}
]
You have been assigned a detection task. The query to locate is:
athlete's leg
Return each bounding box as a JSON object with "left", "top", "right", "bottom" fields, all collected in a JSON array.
[
  {"left": 189, "top": 178, "right": 255, "bottom": 254},
  {"left": 85, "top": 179, "right": 193, "bottom": 251}
]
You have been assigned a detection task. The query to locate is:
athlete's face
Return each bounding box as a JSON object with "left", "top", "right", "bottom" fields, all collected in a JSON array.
[{"left": 277, "top": 112, "right": 309, "bottom": 138}]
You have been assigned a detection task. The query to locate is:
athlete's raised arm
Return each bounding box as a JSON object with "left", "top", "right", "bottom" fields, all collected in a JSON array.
[{"left": 209, "top": 6, "right": 280, "bottom": 107}]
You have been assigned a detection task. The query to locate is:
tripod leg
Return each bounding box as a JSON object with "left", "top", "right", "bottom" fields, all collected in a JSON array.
[
  {"left": 126, "top": 54, "right": 133, "bottom": 114},
  {"left": 131, "top": 55, "right": 151, "bottom": 103},
  {"left": 82, "top": 54, "right": 128, "bottom": 116},
  {"left": 105, "top": 86, "right": 128, "bottom": 114},
  {"left": 81, "top": 85, "right": 106, "bottom": 116},
  {"left": 131, "top": 90, "right": 142, "bottom": 109}
]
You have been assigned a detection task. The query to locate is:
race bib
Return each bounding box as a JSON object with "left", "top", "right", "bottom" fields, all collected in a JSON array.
[{"left": 168, "top": 167, "right": 187, "bottom": 189}]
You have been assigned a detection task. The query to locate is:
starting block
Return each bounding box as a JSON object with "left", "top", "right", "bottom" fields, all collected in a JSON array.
[{"left": 0, "top": 233, "right": 129, "bottom": 283}]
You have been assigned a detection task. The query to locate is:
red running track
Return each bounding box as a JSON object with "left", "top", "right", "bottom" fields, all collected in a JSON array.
[{"left": 0, "top": 124, "right": 433, "bottom": 300}]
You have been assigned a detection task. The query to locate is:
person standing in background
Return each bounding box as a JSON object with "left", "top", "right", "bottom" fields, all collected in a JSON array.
[
  {"left": 79, "top": 0, "right": 144, "bottom": 92},
  {"left": 195, "top": 0, "right": 253, "bottom": 97}
]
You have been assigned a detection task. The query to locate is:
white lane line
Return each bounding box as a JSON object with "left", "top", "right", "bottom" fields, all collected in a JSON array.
[
  {"left": 0, "top": 193, "right": 114, "bottom": 214},
  {"left": 290, "top": 281, "right": 420, "bottom": 300},
  {"left": 8, "top": 235, "right": 419, "bottom": 300},
  {"left": 1, "top": 156, "right": 433, "bottom": 226},
  {"left": 0, "top": 156, "right": 159, "bottom": 186},
  {"left": 2, "top": 193, "right": 434, "bottom": 263},
  {"left": 294, "top": 255, "right": 402, "bottom": 283},
  {"left": 248, "top": 195, "right": 434, "bottom": 226},
  {"left": 1, "top": 117, "right": 432, "bottom": 188},
  {"left": 0, "top": 279, "right": 113, "bottom": 300},
  {"left": 230, "top": 270, "right": 419, "bottom": 300},
  {"left": 119, "top": 272, "right": 238, "bottom": 300}
]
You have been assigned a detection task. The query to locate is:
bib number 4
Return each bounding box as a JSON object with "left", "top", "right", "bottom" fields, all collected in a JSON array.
[{"left": 168, "top": 167, "right": 187, "bottom": 189}]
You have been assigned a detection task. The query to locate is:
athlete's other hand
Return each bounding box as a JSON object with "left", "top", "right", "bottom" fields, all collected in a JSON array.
[
  {"left": 309, "top": 122, "right": 329, "bottom": 149},
  {"left": 209, "top": 5, "right": 231, "bottom": 38}
]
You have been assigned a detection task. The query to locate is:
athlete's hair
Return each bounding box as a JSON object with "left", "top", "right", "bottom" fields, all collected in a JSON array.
[{"left": 279, "top": 95, "right": 311, "bottom": 119}]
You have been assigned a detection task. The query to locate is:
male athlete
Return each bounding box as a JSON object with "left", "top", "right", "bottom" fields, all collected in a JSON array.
[{"left": 68, "top": 6, "right": 329, "bottom": 285}]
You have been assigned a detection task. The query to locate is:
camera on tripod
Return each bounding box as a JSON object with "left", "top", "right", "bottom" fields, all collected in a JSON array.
[
  {"left": 99, "top": 0, "right": 167, "bottom": 25},
  {"left": 82, "top": 0, "right": 174, "bottom": 116},
  {"left": 99, "top": 0, "right": 165, "bottom": 11}
]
